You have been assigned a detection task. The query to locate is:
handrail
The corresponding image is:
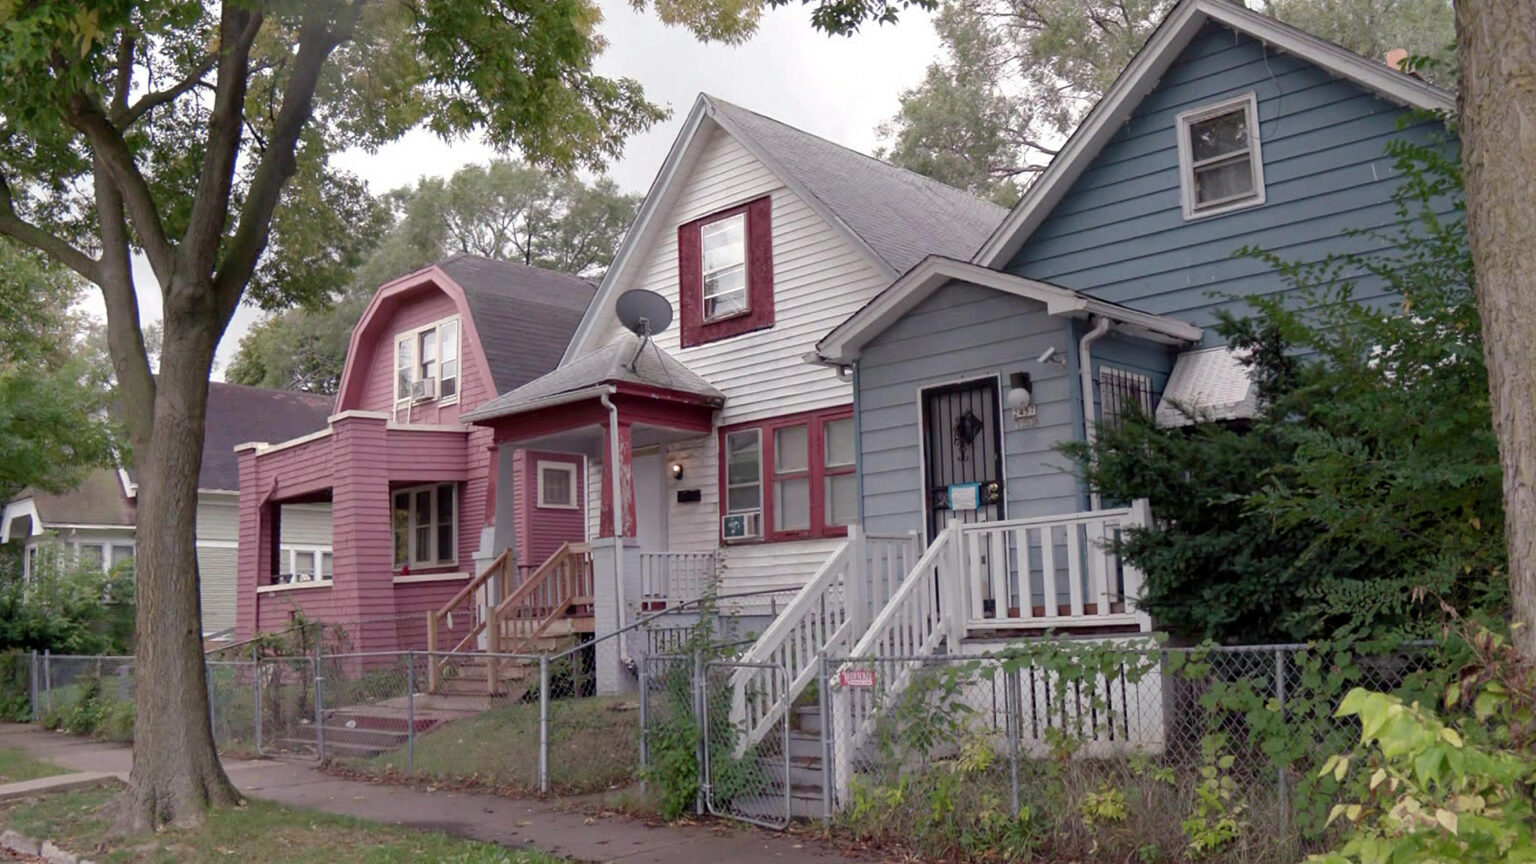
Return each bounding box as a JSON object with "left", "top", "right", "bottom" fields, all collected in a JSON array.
[
  {"left": 493, "top": 542, "right": 592, "bottom": 654},
  {"left": 425, "top": 548, "right": 513, "bottom": 689},
  {"left": 437, "top": 548, "right": 514, "bottom": 622},
  {"left": 736, "top": 540, "right": 850, "bottom": 668}
]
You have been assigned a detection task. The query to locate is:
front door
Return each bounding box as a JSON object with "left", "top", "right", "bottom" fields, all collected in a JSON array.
[
  {"left": 632, "top": 449, "right": 667, "bottom": 552},
  {"left": 921, "top": 377, "right": 1005, "bottom": 542}
]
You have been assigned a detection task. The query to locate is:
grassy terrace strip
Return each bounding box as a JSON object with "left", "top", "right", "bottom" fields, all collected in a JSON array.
[
  {"left": 0, "top": 747, "right": 66, "bottom": 785},
  {"left": 348, "top": 695, "right": 640, "bottom": 796},
  {"left": 0, "top": 788, "right": 565, "bottom": 863}
]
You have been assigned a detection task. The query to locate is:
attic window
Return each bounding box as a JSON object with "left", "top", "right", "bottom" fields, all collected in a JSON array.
[
  {"left": 678, "top": 196, "right": 775, "bottom": 348},
  {"left": 1176, "top": 93, "right": 1265, "bottom": 219}
]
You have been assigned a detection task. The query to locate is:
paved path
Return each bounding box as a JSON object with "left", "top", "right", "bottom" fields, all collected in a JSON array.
[{"left": 0, "top": 725, "right": 872, "bottom": 863}]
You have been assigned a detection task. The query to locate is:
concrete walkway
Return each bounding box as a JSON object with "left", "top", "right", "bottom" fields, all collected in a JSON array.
[{"left": 0, "top": 725, "right": 873, "bottom": 863}]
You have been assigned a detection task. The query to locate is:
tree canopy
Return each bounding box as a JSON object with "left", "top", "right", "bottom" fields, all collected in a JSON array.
[
  {"left": 225, "top": 158, "right": 640, "bottom": 393},
  {"left": 0, "top": 241, "right": 116, "bottom": 503},
  {"left": 879, "top": 0, "right": 1456, "bottom": 200}
]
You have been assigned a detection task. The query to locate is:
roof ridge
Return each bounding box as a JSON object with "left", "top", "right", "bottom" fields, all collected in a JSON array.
[
  {"left": 705, "top": 95, "right": 1007, "bottom": 216},
  {"left": 207, "top": 379, "right": 334, "bottom": 403}
]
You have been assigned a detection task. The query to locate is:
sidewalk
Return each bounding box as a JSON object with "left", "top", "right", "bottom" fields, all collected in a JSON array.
[{"left": 0, "top": 725, "right": 872, "bottom": 864}]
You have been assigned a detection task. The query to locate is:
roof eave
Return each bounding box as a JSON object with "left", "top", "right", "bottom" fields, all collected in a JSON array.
[
  {"left": 462, "top": 384, "right": 618, "bottom": 424},
  {"left": 816, "top": 256, "right": 1201, "bottom": 363}
]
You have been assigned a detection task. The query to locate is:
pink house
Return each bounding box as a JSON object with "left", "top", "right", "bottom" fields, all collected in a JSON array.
[{"left": 234, "top": 255, "right": 596, "bottom": 654}]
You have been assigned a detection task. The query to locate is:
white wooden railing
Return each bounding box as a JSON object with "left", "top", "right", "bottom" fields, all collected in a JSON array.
[
  {"left": 728, "top": 528, "right": 920, "bottom": 752},
  {"left": 637, "top": 551, "right": 716, "bottom": 611},
  {"left": 958, "top": 501, "right": 1152, "bottom": 632}
]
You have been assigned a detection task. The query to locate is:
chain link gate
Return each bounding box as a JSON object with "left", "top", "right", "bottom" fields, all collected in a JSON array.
[{"left": 703, "top": 660, "right": 792, "bottom": 829}]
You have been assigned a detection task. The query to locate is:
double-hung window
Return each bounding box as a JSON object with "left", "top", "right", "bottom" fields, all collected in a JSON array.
[
  {"left": 1176, "top": 93, "right": 1265, "bottom": 219},
  {"left": 679, "top": 196, "right": 774, "bottom": 348},
  {"left": 720, "top": 407, "right": 856, "bottom": 543},
  {"left": 394, "top": 318, "right": 460, "bottom": 408},
  {"left": 537, "top": 461, "right": 579, "bottom": 509},
  {"left": 393, "top": 483, "right": 457, "bottom": 569}
]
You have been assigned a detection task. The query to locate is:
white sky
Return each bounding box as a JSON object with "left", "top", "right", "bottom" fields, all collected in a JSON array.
[{"left": 108, "top": 1, "right": 941, "bottom": 378}]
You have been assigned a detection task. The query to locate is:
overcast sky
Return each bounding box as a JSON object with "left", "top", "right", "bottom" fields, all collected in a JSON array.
[{"left": 109, "top": 1, "right": 942, "bottom": 379}]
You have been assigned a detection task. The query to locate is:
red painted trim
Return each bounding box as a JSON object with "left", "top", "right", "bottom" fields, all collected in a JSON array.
[
  {"left": 717, "top": 405, "right": 854, "bottom": 545},
  {"left": 679, "top": 196, "right": 775, "bottom": 349}
]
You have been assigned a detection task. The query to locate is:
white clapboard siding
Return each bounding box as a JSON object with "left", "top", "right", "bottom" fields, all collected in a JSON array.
[{"left": 594, "top": 125, "right": 891, "bottom": 427}]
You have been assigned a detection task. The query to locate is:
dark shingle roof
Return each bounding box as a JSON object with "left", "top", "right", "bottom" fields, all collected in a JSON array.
[
  {"left": 707, "top": 97, "right": 1009, "bottom": 274},
  {"left": 120, "top": 382, "right": 335, "bottom": 492},
  {"left": 464, "top": 331, "right": 723, "bottom": 422},
  {"left": 436, "top": 254, "right": 598, "bottom": 394},
  {"left": 21, "top": 468, "right": 136, "bottom": 527}
]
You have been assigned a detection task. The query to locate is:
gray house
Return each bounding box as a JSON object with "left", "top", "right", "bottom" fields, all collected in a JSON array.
[{"left": 814, "top": 0, "right": 1455, "bottom": 633}]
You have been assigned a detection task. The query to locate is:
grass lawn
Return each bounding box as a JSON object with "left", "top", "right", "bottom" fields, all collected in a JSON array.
[
  {"left": 0, "top": 787, "right": 563, "bottom": 863},
  {"left": 0, "top": 746, "right": 67, "bottom": 784},
  {"left": 355, "top": 696, "right": 640, "bottom": 796}
]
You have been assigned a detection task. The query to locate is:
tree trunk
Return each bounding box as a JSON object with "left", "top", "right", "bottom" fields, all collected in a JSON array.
[
  {"left": 116, "top": 300, "right": 241, "bottom": 831},
  {"left": 1457, "top": 0, "right": 1536, "bottom": 657}
]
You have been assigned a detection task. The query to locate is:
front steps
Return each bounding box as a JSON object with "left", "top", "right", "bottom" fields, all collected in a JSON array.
[{"left": 730, "top": 704, "right": 828, "bottom": 821}]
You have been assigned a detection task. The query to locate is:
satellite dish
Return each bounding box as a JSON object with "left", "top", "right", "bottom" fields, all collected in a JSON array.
[{"left": 615, "top": 289, "right": 673, "bottom": 338}]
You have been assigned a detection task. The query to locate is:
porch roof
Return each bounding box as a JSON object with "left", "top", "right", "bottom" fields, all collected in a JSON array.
[
  {"left": 814, "top": 256, "right": 1204, "bottom": 365},
  {"left": 462, "top": 331, "right": 724, "bottom": 423}
]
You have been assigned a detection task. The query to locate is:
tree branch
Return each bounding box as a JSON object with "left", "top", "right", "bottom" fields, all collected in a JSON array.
[
  {"left": 92, "top": 157, "right": 156, "bottom": 455},
  {"left": 112, "top": 34, "right": 135, "bottom": 117},
  {"left": 180, "top": 6, "right": 263, "bottom": 281},
  {"left": 212, "top": 5, "right": 357, "bottom": 320},
  {"left": 115, "top": 53, "right": 219, "bottom": 128},
  {"left": 0, "top": 173, "right": 102, "bottom": 284},
  {"left": 65, "top": 96, "right": 176, "bottom": 287}
]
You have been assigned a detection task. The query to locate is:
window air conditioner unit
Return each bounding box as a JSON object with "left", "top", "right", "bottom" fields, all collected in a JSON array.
[
  {"left": 410, "top": 377, "right": 436, "bottom": 401},
  {"left": 721, "top": 510, "right": 762, "bottom": 541}
]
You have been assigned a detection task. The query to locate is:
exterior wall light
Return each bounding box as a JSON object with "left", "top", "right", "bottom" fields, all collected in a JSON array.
[{"left": 670, "top": 462, "right": 685, "bottom": 480}]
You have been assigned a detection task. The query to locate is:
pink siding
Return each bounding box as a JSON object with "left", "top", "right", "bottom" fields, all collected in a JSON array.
[
  {"left": 516, "top": 451, "right": 586, "bottom": 568},
  {"left": 235, "top": 275, "right": 573, "bottom": 653}
]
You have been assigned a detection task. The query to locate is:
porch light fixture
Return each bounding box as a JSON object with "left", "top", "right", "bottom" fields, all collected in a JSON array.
[
  {"left": 670, "top": 462, "right": 685, "bottom": 480},
  {"left": 1008, "top": 372, "right": 1037, "bottom": 424}
]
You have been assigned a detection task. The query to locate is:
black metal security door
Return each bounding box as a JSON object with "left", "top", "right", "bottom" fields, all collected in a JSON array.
[{"left": 921, "top": 377, "right": 1005, "bottom": 541}]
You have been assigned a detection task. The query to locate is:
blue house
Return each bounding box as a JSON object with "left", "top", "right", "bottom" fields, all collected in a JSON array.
[{"left": 813, "top": 0, "right": 1455, "bottom": 639}]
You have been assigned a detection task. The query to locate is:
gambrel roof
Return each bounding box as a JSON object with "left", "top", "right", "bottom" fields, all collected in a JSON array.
[
  {"left": 971, "top": 0, "right": 1457, "bottom": 269},
  {"left": 562, "top": 95, "right": 1007, "bottom": 361}
]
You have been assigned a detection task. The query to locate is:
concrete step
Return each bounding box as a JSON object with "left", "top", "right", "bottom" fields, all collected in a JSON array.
[
  {"left": 765, "top": 756, "right": 826, "bottom": 788},
  {"left": 791, "top": 704, "right": 822, "bottom": 735},
  {"left": 786, "top": 731, "right": 822, "bottom": 761},
  {"left": 726, "top": 785, "right": 826, "bottom": 822}
]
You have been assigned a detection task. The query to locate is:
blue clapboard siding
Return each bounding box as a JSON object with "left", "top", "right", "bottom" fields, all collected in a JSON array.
[
  {"left": 1008, "top": 23, "right": 1454, "bottom": 340},
  {"left": 857, "top": 281, "right": 1083, "bottom": 538}
]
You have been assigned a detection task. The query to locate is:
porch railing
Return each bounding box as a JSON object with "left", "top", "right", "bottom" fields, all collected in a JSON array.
[
  {"left": 425, "top": 548, "right": 515, "bottom": 678},
  {"left": 492, "top": 541, "right": 594, "bottom": 658},
  {"left": 637, "top": 551, "right": 716, "bottom": 611},
  {"left": 728, "top": 528, "right": 922, "bottom": 753},
  {"left": 957, "top": 500, "right": 1152, "bottom": 632}
]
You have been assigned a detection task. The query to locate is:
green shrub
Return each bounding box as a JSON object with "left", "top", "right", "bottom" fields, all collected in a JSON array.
[{"left": 0, "top": 649, "right": 31, "bottom": 721}]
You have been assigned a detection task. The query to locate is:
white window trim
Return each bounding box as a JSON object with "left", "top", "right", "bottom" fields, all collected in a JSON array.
[
  {"left": 700, "top": 211, "right": 750, "bottom": 323},
  {"left": 536, "top": 461, "right": 579, "bottom": 510},
  {"left": 393, "top": 482, "right": 458, "bottom": 569},
  {"left": 1176, "top": 92, "right": 1266, "bottom": 221},
  {"left": 276, "top": 544, "right": 334, "bottom": 584},
  {"left": 393, "top": 315, "right": 462, "bottom": 415}
]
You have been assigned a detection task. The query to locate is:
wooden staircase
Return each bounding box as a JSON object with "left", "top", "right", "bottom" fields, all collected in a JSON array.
[{"left": 426, "top": 542, "right": 595, "bottom": 697}]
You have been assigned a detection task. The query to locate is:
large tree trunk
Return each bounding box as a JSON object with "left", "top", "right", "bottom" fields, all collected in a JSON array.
[
  {"left": 117, "top": 298, "right": 241, "bottom": 831},
  {"left": 1457, "top": 0, "right": 1536, "bottom": 657}
]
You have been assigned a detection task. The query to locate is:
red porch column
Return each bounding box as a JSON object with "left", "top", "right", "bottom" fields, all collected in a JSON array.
[
  {"left": 329, "top": 414, "right": 395, "bottom": 651},
  {"left": 235, "top": 446, "right": 275, "bottom": 641},
  {"left": 598, "top": 419, "right": 637, "bottom": 538}
]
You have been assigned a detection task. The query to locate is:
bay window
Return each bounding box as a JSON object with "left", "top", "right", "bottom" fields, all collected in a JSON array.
[
  {"left": 719, "top": 406, "right": 855, "bottom": 542},
  {"left": 393, "top": 483, "right": 457, "bottom": 568}
]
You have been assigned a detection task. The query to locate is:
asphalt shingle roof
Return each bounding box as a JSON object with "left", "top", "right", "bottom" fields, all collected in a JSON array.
[
  {"left": 707, "top": 97, "right": 1009, "bottom": 275},
  {"left": 464, "top": 331, "right": 723, "bottom": 421},
  {"left": 435, "top": 254, "right": 598, "bottom": 394}
]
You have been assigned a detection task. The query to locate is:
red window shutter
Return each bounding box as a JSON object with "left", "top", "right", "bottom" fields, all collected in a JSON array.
[
  {"left": 744, "top": 196, "right": 775, "bottom": 332},
  {"left": 678, "top": 221, "right": 704, "bottom": 348}
]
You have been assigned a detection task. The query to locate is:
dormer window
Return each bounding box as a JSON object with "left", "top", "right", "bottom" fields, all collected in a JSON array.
[
  {"left": 679, "top": 196, "right": 774, "bottom": 348},
  {"left": 1176, "top": 93, "right": 1265, "bottom": 219},
  {"left": 394, "top": 317, "right": 459, "bottom": 411}
]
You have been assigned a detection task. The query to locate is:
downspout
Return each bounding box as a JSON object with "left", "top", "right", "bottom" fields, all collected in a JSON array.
[
  {"left": 850, "top": 361, "right": 863, "bottom": 527},
  {"left": 1078, "top": 316, "right": 1113, "bottom": 511},
  {"left": 598, "top": 388, "right": 629, "bottom": 668}
]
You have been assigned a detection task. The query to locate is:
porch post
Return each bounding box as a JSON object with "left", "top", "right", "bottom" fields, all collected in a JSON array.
[
  {"left": 599, "top": 420, "right": 636, "bottom": 539},
  {"left": 330, "top": 414, "right": 395, "bottom": 652},
  {"left": 235, "top": 446, "right": 272, "bottom": 641}
]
